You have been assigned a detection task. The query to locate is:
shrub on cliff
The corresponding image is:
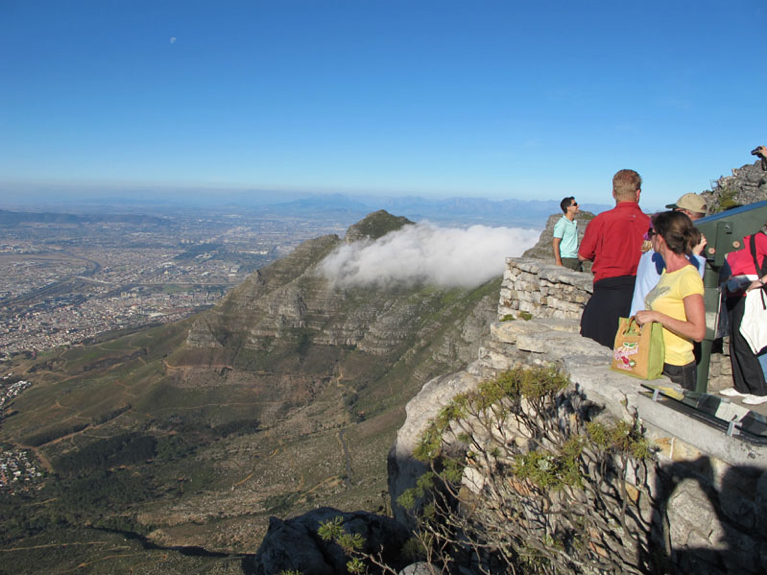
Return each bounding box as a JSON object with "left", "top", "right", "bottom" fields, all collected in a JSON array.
[{"left": 396, "top": 366, "right": 657, "bottom": 575}]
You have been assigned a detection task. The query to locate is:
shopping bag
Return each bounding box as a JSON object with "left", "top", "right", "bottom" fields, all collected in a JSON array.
[
  {"left": 741, "top": 287, "right": 767, "bottom": 354},
  {"left": 610, "top": 317, "right": 665, "bottom": 380}
]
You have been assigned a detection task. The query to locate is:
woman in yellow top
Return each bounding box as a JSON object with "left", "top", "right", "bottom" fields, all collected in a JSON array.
[{"left": 635, "top": 211, "right": 705, "bottom": 391}]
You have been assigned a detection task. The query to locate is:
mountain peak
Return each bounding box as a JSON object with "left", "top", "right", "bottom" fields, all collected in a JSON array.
[{"left": 343, "top": 210, "right": 413, "bottom": 243}]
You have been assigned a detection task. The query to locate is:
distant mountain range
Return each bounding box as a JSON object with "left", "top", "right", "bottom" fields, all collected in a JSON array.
[
  {"left": 0, "top": 209, "right": 167, "bottom": 226},
  {"left": 0, "top": 193, "right": 610, "bottom": 229},
  {"left": 258, "top": 194, "right": 610, "bottom": 227}
]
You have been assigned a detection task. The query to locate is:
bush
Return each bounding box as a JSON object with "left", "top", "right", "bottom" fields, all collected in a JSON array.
[{"left": 399, "top": 366, "right": 655, "bottom": 575}]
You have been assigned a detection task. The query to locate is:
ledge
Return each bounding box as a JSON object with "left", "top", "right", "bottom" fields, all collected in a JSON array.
[{"left": 493, "top": 317, "right": 767, "bottom": 469}]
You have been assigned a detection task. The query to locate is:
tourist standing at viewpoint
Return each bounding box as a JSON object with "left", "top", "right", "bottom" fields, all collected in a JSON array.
[
  {"left": 635, "top": 211, "right": 706, "bottom": 390},
  {"left": 719, "top": 223, "right": 767, "bottom": 404},
  {"left": 629, "top": 193, "right": 707, "bottom": 317},
  {"left": 553, "top": 197, "right": 582, "bottom": 271},
  {"left": 578, "top": 169, "right": 651, "bottom": 347}
]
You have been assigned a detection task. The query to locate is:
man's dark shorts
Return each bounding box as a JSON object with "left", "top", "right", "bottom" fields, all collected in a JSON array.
[
  {"left": 561, "top": 258, "right": 582, "bottom": 272},
  {"left": 580, "top": 275, "right": 635, "bottom": 348}
]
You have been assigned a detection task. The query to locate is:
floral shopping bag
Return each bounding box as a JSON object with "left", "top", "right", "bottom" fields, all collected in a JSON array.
[{"left": 610, "top": 317, "right": 665, "bottom": 380}]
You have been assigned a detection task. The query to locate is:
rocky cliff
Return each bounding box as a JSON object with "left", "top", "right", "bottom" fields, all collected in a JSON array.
[
  {"left": 380, "top": 171, "right": 767, "bottom": 573},
  {"left": 704, "top": 159, "right": 767, "bottom": 211}
]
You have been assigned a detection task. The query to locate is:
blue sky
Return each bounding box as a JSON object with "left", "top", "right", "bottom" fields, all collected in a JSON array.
[{"left": 1, "top": 0, "right": 765, "bottom": 211}]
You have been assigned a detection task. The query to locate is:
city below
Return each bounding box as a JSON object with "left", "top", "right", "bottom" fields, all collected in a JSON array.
[{"left": 0, "top": 206, "right": 353, "bottom": 358}]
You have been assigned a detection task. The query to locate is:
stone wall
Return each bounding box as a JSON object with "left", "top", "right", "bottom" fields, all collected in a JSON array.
[
  {"left": 389, "top": 256, "right": 767, "bottom": 574},
  {"left": 498, "top": 258, "right": 592, "bottom": 320},
  {"left": 497, "top": 256, "right": 733, "bottom": 391}
]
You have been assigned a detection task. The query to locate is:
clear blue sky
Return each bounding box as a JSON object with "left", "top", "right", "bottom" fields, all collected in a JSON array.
[{"left": 1, "top": 0, "right": 765, "bottom": 211}]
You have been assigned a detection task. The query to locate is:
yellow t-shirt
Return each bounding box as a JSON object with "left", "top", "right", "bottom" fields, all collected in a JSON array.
[{"left": 644, "top": 265, "right": 704, "bottom": 366}]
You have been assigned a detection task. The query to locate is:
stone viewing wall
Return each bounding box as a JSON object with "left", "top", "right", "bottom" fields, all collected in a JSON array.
[
  {"left": 498, "top": 258, "right": 592, "bottom": 320},
  {"left": 389, "top": 256, "right": 767, "bottom": 574},
  {"left": 498, "top": 256, "right": 732, "bottom": 391}
]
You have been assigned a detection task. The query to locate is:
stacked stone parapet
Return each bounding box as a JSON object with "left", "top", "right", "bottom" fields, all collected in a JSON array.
[{"left": 498, "top": 258, "right": 592, "bottom": 320}]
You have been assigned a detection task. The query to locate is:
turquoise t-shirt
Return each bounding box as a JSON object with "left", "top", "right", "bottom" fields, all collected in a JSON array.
[{"left": 553, "top": 216, "right": 579, "bottom": 258}]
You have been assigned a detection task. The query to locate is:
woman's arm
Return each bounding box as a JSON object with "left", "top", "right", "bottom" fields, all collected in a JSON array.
[
  {"left": 635, "top": 293, "right": 706, "bottom": 342},
  {"left": 746, "top": 274, "right": 767, "bottom": 292}
]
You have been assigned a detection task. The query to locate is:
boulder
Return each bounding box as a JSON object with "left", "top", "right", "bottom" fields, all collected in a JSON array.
[{"left": 252, "top": 507, "right": 411, "bottom": 575}]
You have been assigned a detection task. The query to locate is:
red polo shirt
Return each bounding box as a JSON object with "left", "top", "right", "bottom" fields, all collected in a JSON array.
[{"left": 578, "top": 202, "right": 650, "bottom": 283}]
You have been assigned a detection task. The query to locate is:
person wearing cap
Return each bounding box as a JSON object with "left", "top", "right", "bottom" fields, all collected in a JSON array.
[
  {"left": 629, "top": 194, "right": 707, "bottom": 317},
  {"left": 665, "top": 192, "right": 708, "bottom": 220},
  {"left": 552, "top": 196, "right": 582, "bottom": 271},
  {"left": 578, "top": 169, "right": 651, "bottom": 348}
]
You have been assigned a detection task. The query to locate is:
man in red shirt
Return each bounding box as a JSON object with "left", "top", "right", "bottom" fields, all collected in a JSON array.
[{"left": 578, "top": 169, "right": 651, "bottom": 347}]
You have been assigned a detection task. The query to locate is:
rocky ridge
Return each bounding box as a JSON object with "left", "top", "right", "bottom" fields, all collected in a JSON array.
[{"left": 703, "top": 159, "right": 767, "bottom": 211}]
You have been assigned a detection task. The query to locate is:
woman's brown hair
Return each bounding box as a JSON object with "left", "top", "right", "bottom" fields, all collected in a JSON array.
[{"left": 653, "top": 210, "right": 702, "bottom": 255}]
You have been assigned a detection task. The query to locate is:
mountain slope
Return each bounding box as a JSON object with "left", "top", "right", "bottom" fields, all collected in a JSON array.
[{"left": 1, "top": 210, "right": 501, "bottom": 566}]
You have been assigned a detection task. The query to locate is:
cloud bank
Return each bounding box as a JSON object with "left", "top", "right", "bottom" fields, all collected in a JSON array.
[{"left": 318, "top": 222, "right": 540, "bottom": 289}]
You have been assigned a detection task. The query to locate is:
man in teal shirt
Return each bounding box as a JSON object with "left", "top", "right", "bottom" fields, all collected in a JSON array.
[{"left": 553, "top": 196, "right": 581, "bottom": 271}]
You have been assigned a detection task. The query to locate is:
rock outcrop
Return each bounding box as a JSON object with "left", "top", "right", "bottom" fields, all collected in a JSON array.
[
  {"left": 176, "top": 212, "right": 495, "bottom": 373},
  {"left": 252, "top": 507, "right": 410, "bottom": 575},
  {"left": 143, "top": 210, "right": 504, "bottom": 551},
  {"left": 704, "top": 159, "right": 767, "bottom": 211}
]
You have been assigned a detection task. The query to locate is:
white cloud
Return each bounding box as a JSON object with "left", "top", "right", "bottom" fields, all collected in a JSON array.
[{"left": 318, "top": 222, "right": 540, "bottom": 289}]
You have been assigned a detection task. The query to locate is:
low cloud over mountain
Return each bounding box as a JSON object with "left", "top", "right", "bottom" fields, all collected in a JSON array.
[{"left": 319, "top": 222, "right": 539, "bottom": 289}]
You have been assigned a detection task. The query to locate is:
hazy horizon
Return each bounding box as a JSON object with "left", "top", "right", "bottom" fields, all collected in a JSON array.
[{"left": 2, "top": 1, "right": 765, "bottom": 211}]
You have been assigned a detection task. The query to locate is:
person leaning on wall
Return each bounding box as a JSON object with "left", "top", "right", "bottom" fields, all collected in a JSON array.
[{"left": 552, "top": 196, "right": 582, "bottom": 271}]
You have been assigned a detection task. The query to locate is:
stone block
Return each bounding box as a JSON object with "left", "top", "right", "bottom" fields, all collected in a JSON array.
[
  {"left": 667, "top": 480, "right": 725, "bottom": 549},
  {"left": 624, "top": 481, "right": 640, "bottom": 504},
  {"left": 461, "top": 466, "right": 486, "bottom": 495},
  {"left": 669, "top": 439, "right": 705, "bottom": 465},
  {"left": 653, "top": 436, "right": 674, "bottom": 460}
]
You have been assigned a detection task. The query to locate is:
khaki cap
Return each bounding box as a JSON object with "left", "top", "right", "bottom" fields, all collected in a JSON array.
[{"left": 666, "top": 193, "right": 707, "bottom": 215}]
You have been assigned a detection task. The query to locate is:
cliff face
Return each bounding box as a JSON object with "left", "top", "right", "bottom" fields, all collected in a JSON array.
[
  {"left": 2, "top": 210, "right": 506, "bottom": 559},
  {"left": 175, "top": 211, "right": 496, "bottom": 379}
]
